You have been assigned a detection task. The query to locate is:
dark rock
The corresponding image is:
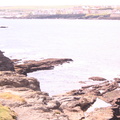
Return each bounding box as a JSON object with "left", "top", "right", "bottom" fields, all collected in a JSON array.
[
  {"left": 89, "top": 76, "right": 106, "bottom": 81},
  {"left": 14, "top": 58, "right": 73, "bottom": 75},
  {"left": 115, "top": 98, "right": 120, "bottom": 105},
  {"left": 0, "top": 50, "right": 14, "bottom": 71},
  {"left": 112, "top": 97, "right": 120, "bottom": 119},
  {"left": 0, "top": 26, "right": 8, "bottom": 28}
]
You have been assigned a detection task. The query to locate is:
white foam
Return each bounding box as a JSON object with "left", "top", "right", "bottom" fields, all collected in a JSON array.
[
  {"left": 99, "top": 90, "right": 105, "bottom": 94},
  {"left": 86, "top": 98, "right": 111, "bottom": 113}
]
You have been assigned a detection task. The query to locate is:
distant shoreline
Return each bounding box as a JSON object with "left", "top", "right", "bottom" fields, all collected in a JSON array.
[
  {"left": 3, "top": 14, "right": 120, "bottom": 20},
  {"left": 1, "top": 5, "right": 120, "bottom": 20}
]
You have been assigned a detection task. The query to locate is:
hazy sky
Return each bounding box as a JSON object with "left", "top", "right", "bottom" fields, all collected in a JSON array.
[{"left": 0, "top": 0, "right": 120, "bottom": 6}]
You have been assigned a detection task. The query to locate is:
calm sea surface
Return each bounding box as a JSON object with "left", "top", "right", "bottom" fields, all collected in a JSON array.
[{"left": 1, "top": 19, "right": 120, "bottom": 95}]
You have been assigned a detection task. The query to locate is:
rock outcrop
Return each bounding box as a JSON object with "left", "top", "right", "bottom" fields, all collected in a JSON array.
[
  {"left": 0, "top": 51, "right": 120, "bottom": 120},
  {"left": 82, "top": 81, "right": 119, "bottom": 95},
  {"left": 0, "top": 71, "right": 89, "bottom": 120},
  {"left": 0, "top": 71, "right": 40, "bottom": 91},
  {"left": 14, "top": 58, "right": 73, "bottom": 75},
  {"left": 0, "top": 71, "right": 115, "bottom": 120},
  {"left": 0, "top": 50, "right": 14, "bottom": 71},
  {"left": 88, "top": 76, "right": 106, "bottom": 81}
]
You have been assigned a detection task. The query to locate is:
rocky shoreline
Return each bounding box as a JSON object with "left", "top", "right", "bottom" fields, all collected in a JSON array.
[
  {"left": 13, "top": 58, "right": 73, "bottom": 75},
  {"left": 3, "top": 13, "right": 120, "bottom": 20},
  {"left": 0, "top": 50, "right": 120, "bottom": 120}
]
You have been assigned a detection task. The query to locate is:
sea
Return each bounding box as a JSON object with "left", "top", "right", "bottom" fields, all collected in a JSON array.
[{"left": 0, "top": 19, "right": 120, "bottom": 96}]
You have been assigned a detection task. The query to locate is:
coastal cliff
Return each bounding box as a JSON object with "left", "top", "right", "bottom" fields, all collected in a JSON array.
[{"left": 0, "top": 50, "right": 120, "bottom": 120}]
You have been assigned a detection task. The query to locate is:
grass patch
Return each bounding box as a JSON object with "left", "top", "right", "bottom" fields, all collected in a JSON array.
[
  {"left": 0, "top": 104, "right": 17, "bottom": 120},
  {"left": 0, "top": 92, "right": 26, "bottom": 103}
]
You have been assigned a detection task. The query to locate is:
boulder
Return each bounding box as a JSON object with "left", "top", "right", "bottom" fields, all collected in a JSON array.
[{"left": 0, "top": 50, "right": 14, "bottom": 71}]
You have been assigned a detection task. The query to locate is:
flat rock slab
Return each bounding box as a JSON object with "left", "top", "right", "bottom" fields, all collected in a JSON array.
[{"left": 14, "top": 58, "right": 73, "bottom": 75}]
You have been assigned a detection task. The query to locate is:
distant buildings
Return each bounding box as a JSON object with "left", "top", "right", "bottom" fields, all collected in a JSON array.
[{"left": 0, "top": 5, "right": 120, "bottom": 19}]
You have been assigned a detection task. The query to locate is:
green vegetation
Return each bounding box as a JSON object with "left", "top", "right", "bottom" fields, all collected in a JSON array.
[
  {"left": 0, "top": 92, "right": 26, "bottom": 103},
  {"left": 0, "top": 104, "right": 17, "bottom": 120}
]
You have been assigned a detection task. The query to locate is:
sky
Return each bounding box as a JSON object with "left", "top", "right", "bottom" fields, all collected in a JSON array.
[{"left": 0, "top": 0, "right": 120, "bottom": 6}]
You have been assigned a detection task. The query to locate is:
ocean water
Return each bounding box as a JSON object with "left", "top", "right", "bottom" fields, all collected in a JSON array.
[{"left": 1, "top": 19, "right": 120, "bottom": 95}]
